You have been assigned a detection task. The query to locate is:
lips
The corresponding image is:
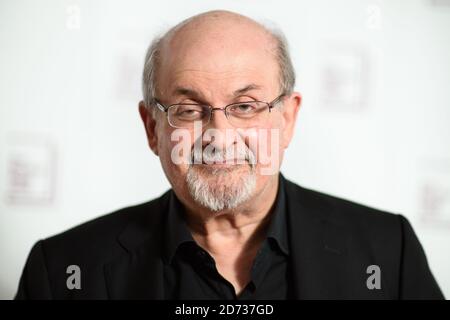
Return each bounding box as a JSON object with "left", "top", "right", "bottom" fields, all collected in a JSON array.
[{"left": 201, "top": 158, "right": 248, "bottom": 165}]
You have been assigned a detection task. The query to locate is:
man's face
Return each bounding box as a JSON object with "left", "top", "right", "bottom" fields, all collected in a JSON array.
[{"left": 140, "top": 17, "right": 300, "bottom": 212}]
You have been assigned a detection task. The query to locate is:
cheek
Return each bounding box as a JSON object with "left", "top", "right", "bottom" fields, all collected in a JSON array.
[
  {"left": 241, "top": 129, "right": 259, "bottom": 161},
  {"left": 158, "top": 128, "right": 192, "bottom": 178},
  {"left": 265, "top": 114, "right": 284, "bottom": 153},
  {"left": 255, "top": 115, "right": 284, "bottom": 175},
  {"left": 273, "top": 112, "right": 289, "bottom": 149}
]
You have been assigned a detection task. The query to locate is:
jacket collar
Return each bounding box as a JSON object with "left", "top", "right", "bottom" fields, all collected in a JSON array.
[
  {"left": 104, "top": 192, "right": 170, "bottom": 299},
  {"left": 282, "top": 175, "right": 351, "bottom": 299}
]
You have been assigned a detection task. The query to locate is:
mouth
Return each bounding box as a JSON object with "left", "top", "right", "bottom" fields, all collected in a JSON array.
[
  {"left": 199, "top": 158, "right": 249, "bottom": 166},
  {"left": 199, "top": 163, "right": 241, "bottom": 169},
  {"left": 189, "top": 158, "right": 251, "bottom": 170}
]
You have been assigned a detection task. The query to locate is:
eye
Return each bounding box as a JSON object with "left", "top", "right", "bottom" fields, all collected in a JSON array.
[
  {"left": 229, "top": 102, "right": 256, "bottom": 114},
  {"left": 173, "top": 105, "right": 205, "bottom": 119}
]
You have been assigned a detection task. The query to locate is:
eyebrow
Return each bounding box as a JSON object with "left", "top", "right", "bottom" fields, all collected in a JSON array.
[
  {"left": 172, "top": 84, "right": 263, "bottom": 101},
  {"left": 232, "top": 84, "right": 263, "bottom": 97},
  {"left": 173, "top": 87, "right": 198, "bottom": 98}
]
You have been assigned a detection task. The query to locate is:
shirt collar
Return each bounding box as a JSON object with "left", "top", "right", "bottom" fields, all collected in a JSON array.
[
  {"left": 163, "top": 173, "right": 290, "bottom": 264},
  {"left": 163, "top": 191, "right": 195, "bottom": 265}
]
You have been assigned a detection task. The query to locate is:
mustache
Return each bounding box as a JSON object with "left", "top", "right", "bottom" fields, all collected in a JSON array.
[{"left": 190, "top": 144, "right": 256, "bottom": 166}]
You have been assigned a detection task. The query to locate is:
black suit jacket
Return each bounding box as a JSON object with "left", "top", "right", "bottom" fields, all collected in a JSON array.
[{"left": 15, "top": 175, "right": 444, "bottom": 299}]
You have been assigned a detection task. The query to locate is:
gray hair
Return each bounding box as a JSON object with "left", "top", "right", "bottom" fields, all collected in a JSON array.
[{"left": 141, "top": 19, "right": 296, "bottom": 111}]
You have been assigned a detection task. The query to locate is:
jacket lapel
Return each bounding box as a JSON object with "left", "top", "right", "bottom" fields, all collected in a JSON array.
[
  {"left": 104, "top": 192, "right": 170, "bottom": 299},
  {"left": 283, "top": 177, "right": 352, "bottom": 299},
  {"left": 104, "top": 241, "right": 165, "bottom": 299}
]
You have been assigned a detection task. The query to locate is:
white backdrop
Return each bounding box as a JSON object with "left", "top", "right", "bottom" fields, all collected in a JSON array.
[{"left": 1, "top": 0, "right": 449, "bottom": 299}]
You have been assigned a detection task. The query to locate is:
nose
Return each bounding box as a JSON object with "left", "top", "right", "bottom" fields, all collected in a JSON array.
[{"left": 203, "top": 108, "right": 236, "bottom": 150}]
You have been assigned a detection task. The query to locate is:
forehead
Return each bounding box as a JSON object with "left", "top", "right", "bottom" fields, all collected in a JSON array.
[{"left": 157, "top": 19, "right": 279, "bottom": 98}]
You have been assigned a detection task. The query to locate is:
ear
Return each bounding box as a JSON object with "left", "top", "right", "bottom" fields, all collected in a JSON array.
[
  {"left": 139, "top": 100, "right": 159, "bottom": 156},
  {"left": 280, "top": 92, "right": 302, "bottom": 149}
]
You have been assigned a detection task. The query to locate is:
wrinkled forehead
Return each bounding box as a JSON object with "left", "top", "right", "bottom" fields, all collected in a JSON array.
[{"left": 157, "top": 18, "right": 280, "bottom": 99}]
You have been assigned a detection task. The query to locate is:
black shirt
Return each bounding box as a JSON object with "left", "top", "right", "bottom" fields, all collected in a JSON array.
[{"left": 162, "top": 175, "right": 291, "bottom": 300}]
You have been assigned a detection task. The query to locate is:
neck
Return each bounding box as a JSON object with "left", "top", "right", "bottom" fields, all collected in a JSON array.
[{"left": 182, "top": 174, "right": 279, "bottom": 252}]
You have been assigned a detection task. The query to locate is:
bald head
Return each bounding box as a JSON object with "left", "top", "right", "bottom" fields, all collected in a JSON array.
[
  {"left": 162, "top": 11, "right": 275, "bottom": 71},
  {"left": 165, "top": 10, "right": 275, "bottom": 50},
  {"left": 142, "top": 10, "right": 295, "bottom": 110},
  {"left": 168, "top": 11, "right": 270, "bottom": 36}
]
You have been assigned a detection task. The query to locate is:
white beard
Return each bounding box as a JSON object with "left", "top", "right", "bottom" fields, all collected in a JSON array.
[{"left": 186, "top": 145, "right": 257, "bottom": 212}]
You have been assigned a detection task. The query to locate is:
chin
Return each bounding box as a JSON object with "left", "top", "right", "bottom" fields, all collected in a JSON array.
[{"left": 186, "top": 164, "right": 257, "bottom": 212}]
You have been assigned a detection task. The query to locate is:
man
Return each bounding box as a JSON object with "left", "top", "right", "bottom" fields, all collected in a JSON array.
[{"left": 15, "top": 10, "right": 443, "bottom": 300}]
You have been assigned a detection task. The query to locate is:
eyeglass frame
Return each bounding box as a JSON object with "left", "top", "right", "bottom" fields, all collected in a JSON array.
[{"left": 152, "top": 93, "right": 287, "bottom": 128}]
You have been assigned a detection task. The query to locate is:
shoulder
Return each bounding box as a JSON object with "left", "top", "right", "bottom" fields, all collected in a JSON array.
[
  {"left": 284, "top": 176, "right": 444, "bottom": 299},
  {"left": 15, "top": 191, "right": 171, "bottom": 299},
  {"left": 39, "top": 191, "right": 170, "bottom": 266},
  {"left": 283, "top": 177, "right": 405, "bottom": 251},
  {"left": 284, "top": 177, "right": 402, "bottom": 227}
]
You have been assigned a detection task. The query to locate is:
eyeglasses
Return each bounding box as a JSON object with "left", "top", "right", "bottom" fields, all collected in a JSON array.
[{"left": 153, "top": 94, "right": 286, "bottom": 129}]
